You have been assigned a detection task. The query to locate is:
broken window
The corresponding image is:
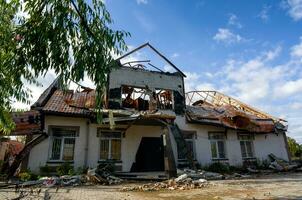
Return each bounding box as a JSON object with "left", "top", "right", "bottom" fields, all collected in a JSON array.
[
  {"left": 177, "top": 139, "right": 195, "bottom": 160},
  {"left": 49, "top": 127, "right": 77, "bottom": 161},
  {"left": 156, "top": 89, "right": 173, "bottom": 110},
  {"left": 121, "top": 85, "right": 173, "bottom": 111},
  {"left": 98, "top": 130, "right": 121, "bottom": 161},
  {"left": 121, "top": 86, "right": 150, "bottom": 111},
  {"left": 209, "top": 132, "right": 227, "bottom": 159},
  {"left": 238, "top": 133, "right": 255, "bottom": 159}
]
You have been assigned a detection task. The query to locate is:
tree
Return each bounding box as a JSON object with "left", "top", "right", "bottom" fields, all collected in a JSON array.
[
  {"left": 0, "top": 0, "right": 129, "bottom": 134},
  {"left": 287, "top": 137, "right": 302, "bottom": 158}
]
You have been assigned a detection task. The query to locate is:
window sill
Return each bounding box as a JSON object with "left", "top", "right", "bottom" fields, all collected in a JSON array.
[
  {"left": 212, "top": 158, "right": 229, "bottom": 161},
  {"left": 98, "top": 160, "right": 122, "bottom": 164},
  {"left": 177, "top": 159, "right": 197, "bottom": 162},
  {"left": 47, "top": 161, "right": 74, "bottom": 164}
]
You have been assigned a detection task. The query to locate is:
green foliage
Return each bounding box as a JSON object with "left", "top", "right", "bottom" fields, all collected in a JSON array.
[
  {"left": 204, "top": 162, "right": 230, "bottom": 174},
  {"left": 56, "top": 163, "right": 73, "bottom": 176},
  {"left": 0, "top": 0, "right": 129, "bottom": 133},
  {"left": 19, "top": 172, "right": 31, "bottom": 181},
  {"left": 75, "top": 167, "right": 86, "bottom": 175},
  {"left": 18, "top": 169, "right": 38, "bottom": 181},
  {"left": 287, "top": 137, "right": 302, "bottom": 158},
  {"left": 39, "top": 164, "right": 53, "bottom": 175}
]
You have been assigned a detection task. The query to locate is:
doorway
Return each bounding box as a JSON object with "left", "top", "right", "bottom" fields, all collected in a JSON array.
[{"left": 132, "top": 137, "right": 164, "bottom": 172}]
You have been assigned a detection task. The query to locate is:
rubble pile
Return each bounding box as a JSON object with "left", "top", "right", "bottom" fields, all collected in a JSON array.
[
  {"left": 268, "top": 153, "right": 299, "bottom": 172},
  {"left": 16, "top": 175, "right": 84, "bottom": 188},
  {"left": 122, "top": 175, "right": 208, "bottom": 191},
  {"left": 86, "top": 164, "right": 123, "bottom": 185}
]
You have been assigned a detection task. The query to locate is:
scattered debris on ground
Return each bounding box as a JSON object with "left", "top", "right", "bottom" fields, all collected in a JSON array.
[
  {"left": 268, "top": 153, "right": 300, "bottom": 171},
  {"left": 87, "top": 166, "right": 122, "bottom": 185},
  {"left": 122, "top": 176, "right": 208, "bottom": 191}
]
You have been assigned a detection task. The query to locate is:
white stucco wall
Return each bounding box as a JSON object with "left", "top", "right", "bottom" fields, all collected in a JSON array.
[
  {"left": 28, "top": 116, "right": 88, "bottom": 173},
  {"left": 175, "top": 116, "right": 289, "bottom": 167},
  {"left": 109, "top": 67, "right": 184, "bottom": 95},
  {"left": 254, "top": 132, "right": 289, "bottom": 162},
  {"left": 28, "top": 114, "right": 289, "bottom": 173}
]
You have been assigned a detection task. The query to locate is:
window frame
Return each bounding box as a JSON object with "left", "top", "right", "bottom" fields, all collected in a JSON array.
[
  {"left": 208, "top": 132, "right": 227, "bottom": 160},
  {"left": 177, "top": 130, "right": 196, "bottom": 161},
  {"left": 98, "top": 129, "right": 122, "bottom": 161},
  {"left": 238, "top": 133, "right": 255, "bottom": 159},
  {"left": 48, "top": 126, "right": 79, "bottom": 162}
]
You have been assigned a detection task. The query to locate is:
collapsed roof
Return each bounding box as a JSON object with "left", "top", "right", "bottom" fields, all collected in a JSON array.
[
  {"left": 185, "top": 91, "right": 287, "bottom": 133},
  {"left": 7, "top": 44, "right": 287, "bottom": 135}
]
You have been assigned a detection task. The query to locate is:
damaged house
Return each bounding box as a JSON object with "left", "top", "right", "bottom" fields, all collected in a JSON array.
[{"left": 8, "top": 43, "right": 290, "bottom": 177}]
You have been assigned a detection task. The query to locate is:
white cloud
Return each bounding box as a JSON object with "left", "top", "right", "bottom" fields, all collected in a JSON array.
[
  {"left": 171, "top": 53, "right": 179, "bottom": 58},
  {"left": 187, "top": 37, "right": 302, "bottom": 142},
  {"left": 163, "top": 65, "right": 175, "bottom": 72},
  {"left": 264, "top": 46, "right": 282, "bottom": 61},
  {"left": 290, "top": 37, "right": 302, "bottom": 57},
  {"left": 228, "top": 13, "right": 242, "bottom": 28},
  {"left": 134, "top": 12, "right": 154, "bottom": 33},
  {"left": 275, "top": 78, "right": 302, "bottom": 97},
  {"left": 257, "top": 5, "right": 271, "bottom": 22},
  {"left": 136, "top": 0, "right": 148, "bottom": 5},
  {"left": 282, "top": 0, "right": 302, "bottom": 21},
  {"left": 290, "top": 102, "right": 302, "bottom": 109},
  {"left": 184, "top": 72, "right": 201, "bottom": 92},
  {"left": 213, "top": 28, "right": 243, "bottom": 44}
]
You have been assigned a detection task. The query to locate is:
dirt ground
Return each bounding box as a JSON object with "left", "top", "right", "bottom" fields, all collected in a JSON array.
[{"left": 1, "top": 172, "right": 302, "bottom": 200}]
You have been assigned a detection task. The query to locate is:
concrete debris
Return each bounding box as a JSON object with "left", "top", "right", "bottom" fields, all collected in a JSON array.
[
  {"left": 121, "top": 175, "right": 208, "bottom": 191},
  {"left": 247, "top": 167, "right": 260, "bottom": 173},
  {"left": 268, "top": 153, "right": 299, "bottom": 172},
  {"left": 19, "top": 175, "right": 84, "bottom": 188},
  {"left": 178, "top": 169, "right": 225, "bottom": 180},
  {"left": 175, "top": 174, "right": 188, "bottom": 182},
  {"left": 200, "top": 171, "right": 225, "bottom": 180},
  {"left": 86, "top": 166, "right": 123, "bottom": 185}
]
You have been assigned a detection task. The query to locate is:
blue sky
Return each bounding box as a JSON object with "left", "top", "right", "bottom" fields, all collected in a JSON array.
[
  {"left": 14, "top": 0, "right": 302, "bottom": 143},
  {"left": 105, "top": 0, "right": 302, "bottom": 142}
]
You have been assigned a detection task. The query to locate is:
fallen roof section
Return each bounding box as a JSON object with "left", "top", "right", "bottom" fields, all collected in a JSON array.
[
  {"left": 185, "top": 91, "right": 287, "bottom": 133},
  {"left": 186, "top": 91, "right": 285, "bottom": 122}
]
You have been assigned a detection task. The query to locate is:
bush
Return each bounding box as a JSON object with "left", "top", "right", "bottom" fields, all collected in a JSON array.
[
  {"left": 19, "top": 172, "right": 31, "bottom": 181},
  {"left": 56, "top": 163, "right": 73, "bottom": 176},
  {"left": 40, "top": 164, "right": 52, "bottom": 176},
  {"left": 18, "top": 170, "right": 38, "bottom": 181},
  {"left": 205, "top": 162, "right": 230, "bottom": 174},
  {"left": 76, "top": 167, "right": 87, "bottom": 175}
]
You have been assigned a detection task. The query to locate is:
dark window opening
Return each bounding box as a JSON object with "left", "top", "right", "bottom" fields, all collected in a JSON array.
[{"left": 121, "top": 85, "right": 173, "bottom": 111}]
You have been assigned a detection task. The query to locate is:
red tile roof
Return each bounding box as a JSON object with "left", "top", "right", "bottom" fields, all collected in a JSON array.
[{"left": 42, "top": 90, "right": 95, "bottom": 116}]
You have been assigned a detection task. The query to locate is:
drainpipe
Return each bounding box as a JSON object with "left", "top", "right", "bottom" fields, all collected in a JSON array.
[{"left": 84, "top": 119, "right": 90, "bottom": 168}]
